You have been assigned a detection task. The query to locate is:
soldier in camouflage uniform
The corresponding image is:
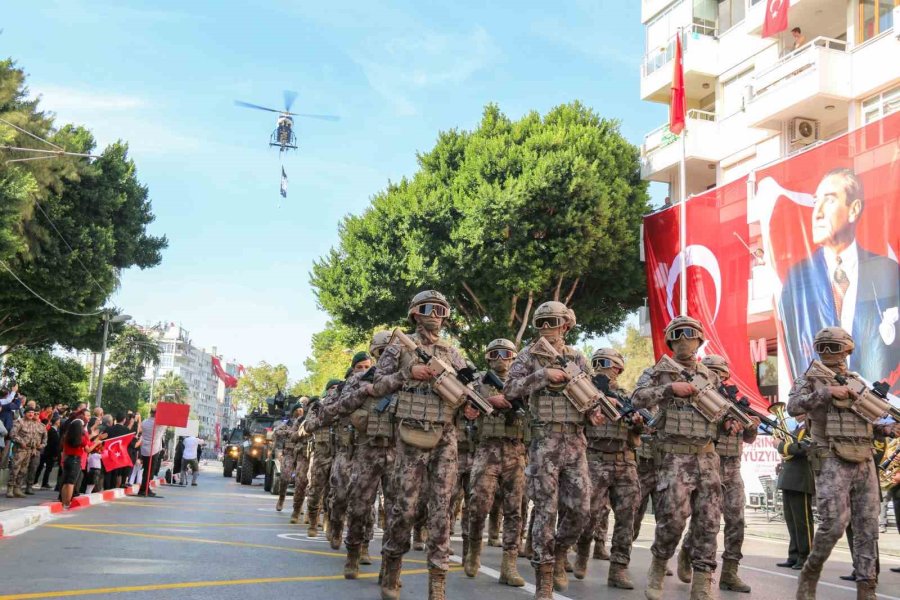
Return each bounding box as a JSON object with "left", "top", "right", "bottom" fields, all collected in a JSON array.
[
  {"left": 573, "top": 348, "right": 643, "bottom": 589},
  {"left": 288, "top": 398, "right": 312, "bottom": 524},
  {"left": 449, "top": 405, "right": 477, "bottom": 562},
  {"left": 633, "top": 428, "right": 660, "bottom": 541},
  {"left": 592, "top": 503, "right": 611, "bottom": 559},
  {"left": 305, "top": 380, "right": 341, "bottom": 538},
  {"left": 325, "top": 353, "right": 374, "bottom": 550},
  {"left": 6, "top": 405, "right": 46, "bottom": 498},
  {"left": 273, "top": 403, "right": 304, "bottom": 512},
  {"left": 372, "top": 290, "right": 475, "bottom": 600},
  {"left": 463, "top": 338, "right": 527, "bottom": 587},
  {"left": 675, "top": 355, "right": 760, "bottom": 592},
  {"left": 504, "top": 301, "right": 609, "bottom": 600},
  {"left": 632, "top": 316, "right": 741, "bottom": 600},
  {"left": 300, "top": 332, "right": 397, "bottom": 579},
  {"left": 788, "top": 327, "right": 900, "bottom": 600}
]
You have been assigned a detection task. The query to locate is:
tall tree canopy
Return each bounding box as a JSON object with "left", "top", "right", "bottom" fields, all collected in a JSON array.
[
  {"left": 3, "top": 348, "right": 87, "bottom": 408},
  {"left": 232, "top": 361, "right": 289, "bottom": 413},
  {"left": 311, "top": 102, "right": 649, "bottom": 358},
  {"left": 292, "top": 321, "right": 371, "bottom": 397},
  {"left": 0, "top": 59, "right": 167, "bottom": 355}
]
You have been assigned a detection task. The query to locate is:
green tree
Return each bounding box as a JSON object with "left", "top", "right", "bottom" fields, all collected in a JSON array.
[
  {"left": 310, "top": 102, "right": 649, "bottom": 359},
  {"left": 232, "top": 362, "right": 288, "bottom": 412},
  {"left": 0, "top": 59, "right": 167, "bottom": 355},
  {"left": 108, "top": 325, "right": 160, "bottom": 383},
  {"left": 292, "top": 321, "right": 371, "bottom": 397},
  {"left": 152, "top": 372, "right": 190, "bottom": 404},
  {"left": 3, "top": 348, "right": 87, "bottom": 407},
  {"left": 610, "top": 323, "right": 656, "bottom": 391}
]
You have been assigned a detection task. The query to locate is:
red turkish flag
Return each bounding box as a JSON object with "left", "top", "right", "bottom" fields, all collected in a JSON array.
[
  {"left": 212, "top": 356, "right": 239, "bottom": 388},
  {"left": 669, "top": 33, "right": 686, "bottom": 135},
  {"left": 643, "top": 180, "right": 764, "bottom": 410},
  {"left": 763, "top": 0, "right": 789, "bottom": 38},
  {"left": 101, "top": 433, "right": 135, "bottom": 471}
]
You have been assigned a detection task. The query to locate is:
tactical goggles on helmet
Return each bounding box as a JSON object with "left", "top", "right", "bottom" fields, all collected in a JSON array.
[
  {"left": 412, "top": 303, "right": 449, "bottom": 318},
  {"left": 815, "top": 341, "right": 849, "bottom": 355},
  {"left": 592, "top": 358, "right": 622, "bottom": 371},
  {"left": 666, "top": 327, "right": 701, "bottom": 342},
  {"left": 486, "top": 348, "right": 515, "bottom": 360},
  {"left": 534, "top": 315, "right": 567, "bottom": 329}
]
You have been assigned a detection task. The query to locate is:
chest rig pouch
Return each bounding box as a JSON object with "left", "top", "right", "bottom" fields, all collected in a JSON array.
[
  {"left": 662, "top": 402, "right": 718, "bottom": 442},
  {"left": 824, "top": 406, "right": 873, "bottom": 463},
  {"left": 311, "top": 429, "right": 332, "bottom": 459},
  {"left": 586, "top": 419, "right": 629, "bottom": 443},
  {"left": 716, "top": 434, "right": 742, "bottom": 457}
]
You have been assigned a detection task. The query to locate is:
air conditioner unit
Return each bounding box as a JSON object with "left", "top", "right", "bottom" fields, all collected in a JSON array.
[{"left": 790, "top": 117, "right": 819, "bottom": 145}]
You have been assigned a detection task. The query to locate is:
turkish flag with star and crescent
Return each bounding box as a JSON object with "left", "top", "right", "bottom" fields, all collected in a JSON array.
[
  {"left": 763, "top": 0, "right": 789, "bottom": 38},
  {"left": 101, "top": 433, "right": 136, "bottom": 471},
  {"left": 643, "top": 179, "right": 764, "bottom": 410}
]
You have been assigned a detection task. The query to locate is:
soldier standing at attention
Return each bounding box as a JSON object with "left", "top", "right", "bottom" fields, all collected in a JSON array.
[
  {"left": 288, "top": 397, "right": 312, "bottom": 525},
  {"left": 504, "top": 301, "right": 608, "bottom": 600},
  {"left": 273, "top": 403, "right": 304, "bottom": 512},
  {"left": 788, "top": 327, "right": 899, "bottom": 600},
  {"left": 632, "top": 316, "right": 741, "bottom": 600},
  {"left": 463, "top": 338, "right": 527, "bottom": 587},
  {"left": 6, "top": 405, "right": 46, "bottom": 498},
  {"left": 573, "top": 348, "right": 643, "bottom": 589},
  {"left": 305, "top": 381, "right": 341, "bottom": 537},
  {"left": 371, "top": 290, "right": 469, "bottom": 600},
  {"left": 775, "top": 413, "right": 814, "bottom": 571}
]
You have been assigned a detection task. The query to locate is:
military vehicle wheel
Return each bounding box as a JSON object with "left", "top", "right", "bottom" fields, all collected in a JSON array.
[
  {"left": 223, "top": 458, "right": 234, "bottom": 478},
  {"left": 240, "top": 455, "right": 254, "bottom": 485}
]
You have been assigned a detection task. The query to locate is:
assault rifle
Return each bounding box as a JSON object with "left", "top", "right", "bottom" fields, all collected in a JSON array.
[
  {"left": 482, "top": 370, "right": 527, "bottom": 418},
  {"left": 655, "top": 355, "right": 754, "bottom": 428},
  {"left": 720, "top": 384, "right": 798, "bottom": 441},
  {"left": 593, "top": 373, "right": 653, "bottom": 424},
  {"left": 390, "top": 329, "right": 494, "bottom": 415},
  {"left": 806, "top": 360, "right": 900, "bottom": 424},
  {"left": 358, "top": 366, "right": 396, "bottom": 414}
]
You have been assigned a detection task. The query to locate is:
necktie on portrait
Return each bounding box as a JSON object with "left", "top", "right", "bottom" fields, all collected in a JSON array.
[{"left": 831, "top": 256, "right": 850, "bottom": 321}]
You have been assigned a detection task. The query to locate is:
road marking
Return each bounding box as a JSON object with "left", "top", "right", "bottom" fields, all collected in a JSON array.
[
  {"left": 57, "top": 522, "right": 292, "bottom": 528},
  {"left": 108, "top": 501, "right": 287, "bottom": 519},
  {"left": 739, "top": 565, "right": 900, "bottom": 600},
  {"left": 0, "top": 569, "right": 433, "bottom": 599},
  {"left": 448, "top": 554, "right": 574, "bottom": 600}
]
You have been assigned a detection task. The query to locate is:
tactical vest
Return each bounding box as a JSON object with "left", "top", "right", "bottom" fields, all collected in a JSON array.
[
  {"left": 476, "top": 375, "right": 525, "bottom": 440},
  {"left": 363, "top": 396, "right": 394, "bottom": 439},
  {"left": 636, "top": 435, "right": 657, "bottom": 461},
  {"left": 809, "top": 404, "right": 873, "bottom": 463},
  {"left": 661, "top": 403, "right": 719, "bottom": 442},
  {"left": 333, "top": 416, "right": 354, "bottom": 449},
  {"left": 585, "top": 419, "right": 629, "bottom": 443},
  {"left": 529, "top": 350, "right": 584, "bottom": 425},
  {"left": 311, "top": 428, "right": 332, "bottom": 458},
  {"left": 282, "top": 420, "right": 298, "bottom": 452},
  {"left": 716, "top": 434, "right": 743, "bottom": 457},
  {"left": 394, "top": 339, "right": 457, "bottom": 425}
]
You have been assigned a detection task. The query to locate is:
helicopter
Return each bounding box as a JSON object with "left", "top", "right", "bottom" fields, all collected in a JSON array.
[{"left": 234, "top": 90, "right": 339, "bottom": 153}]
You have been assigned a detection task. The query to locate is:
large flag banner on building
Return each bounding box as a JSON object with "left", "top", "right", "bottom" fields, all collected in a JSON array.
[
  {"left": 280, "top": 166, "right": 288, "bottom": 198},
  {"left": 212, "top": 356, "right": 239, "bottom": 388},
  {"left": 101, "top": 433, "right": 136, "bottom": 471},
  {"left": 762, "top": 0, "right": 789, "bottom": 38},
  {"left": 643, "top": 179, "right": 762, "bottom": 410},
  {"left": 669, "top": 32, "right": 686, "bottom": 136}
]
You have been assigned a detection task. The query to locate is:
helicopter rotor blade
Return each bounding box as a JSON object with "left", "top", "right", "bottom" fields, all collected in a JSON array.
[
  {"left": 234, "top": 100, "right": 280, "bottom": 113},
  {"left": 283, "top": 90, "right": 298, "bottom": 112},
  {"left": 288, "top": 112, "right": 341, "bottom": 122}
]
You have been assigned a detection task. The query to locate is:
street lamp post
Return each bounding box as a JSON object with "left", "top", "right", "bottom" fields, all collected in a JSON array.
[{"left": 95, "top": 312, "right": 132, "bottom": 409}]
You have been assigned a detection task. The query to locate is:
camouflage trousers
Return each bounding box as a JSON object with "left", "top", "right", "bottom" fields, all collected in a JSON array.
[
  {"left": 651, "top": 450, "right": 722, "bottom": 573},
  {"left": 633, "top": 458, "right": 659, "bottom": 540},
  {"left": 526, "top": 431, "right": 590, "bottom": 566},
  {"left": 344, "top": 440, "right": 395, "bottom": 549},
  {"left": 681, "top": 455, "right": 745, "bottom": 561},
  {"left": 577, "top": 454, "right": 640, "bottom": 565},
  {"left": 10, "top": 450, "right": 39, "bottom": 488},
  {"left": 467, "top": 438, "right": 526, "bottom": 551},
  {"left": 306, "top": 448, "right": 332, "bottom": 514},
  {"left": 806, "top": 457, "right": 880, "bottom": 582},
  {"left": 449, "top": 446, "right": 474, "bottom": 540},
  {"left": 595, "top": 501, "right": 610, "bottom": 542},
  {"left": 291, "top": 450, "right": 311, "bottom": 512},
  {"left": 327, "top": 446, "right": 353, "bottom": 534},
  {"left": 382, "top": 424, "right": 458, "bottom": 571}
]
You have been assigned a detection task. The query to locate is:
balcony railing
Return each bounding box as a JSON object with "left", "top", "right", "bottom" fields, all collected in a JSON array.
[
  {"left": 750, "top": 36, "right": 848, "bottom": 99},
  {"left": 643, "top": 109, "right": 717, "bottom": 155},
  {"left": 642, "top": 25, "right": 718, "bottom": 77}
]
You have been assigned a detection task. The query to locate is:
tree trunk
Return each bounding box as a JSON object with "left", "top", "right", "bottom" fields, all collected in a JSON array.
[
  {"left": 508, "top": 294, "right": 519, "bottom": 328},
  {"left": 563, "top": 277, "right": 580, "bottom": 305},
  {"left": 462, "top": 281, "right": 488, "bottom": 317},
  {"left": 553, "top": 275, "right": 563, "bottom": 301},
  {"left": 514, "top": 292, "right": 534, "bottom": 347}
]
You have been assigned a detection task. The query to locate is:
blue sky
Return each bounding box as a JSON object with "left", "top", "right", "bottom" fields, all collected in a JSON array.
[{"left": 3, "top": 0, "right": 665, "bottom": 377}]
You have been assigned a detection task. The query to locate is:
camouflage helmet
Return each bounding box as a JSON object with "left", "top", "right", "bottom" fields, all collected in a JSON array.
[
  {"left": 369, "top": 330, "right": 392, "bottom": 355},
  {"left": 701, "top": 354, "right": 730, "bottom": 379},
  {"left": 407, "top": 290, "right": 451, "bottom": 323},
  {"left": 532, "top": 301, "right": 575, "bottom": 329},
  {"left": 591, "top": 348, "right": 625, "bottom": 372},
  {"left": 485, "top": 338, "right": 517, "bottom": 360},
  {"left": 813, "top": 326, "right": 855, "bottom": 354},
  {"left": 664, "top": 315, "right": 705, "bottom": 348}
]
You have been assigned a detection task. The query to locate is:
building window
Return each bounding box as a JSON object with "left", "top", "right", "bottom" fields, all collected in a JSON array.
[
  {"left": 862, "top": 84, "right": 900, "bottom": 123},
  {"left": 717, "top": 0, "right": 745, "bottom": 32},
  {"left": 858, "top": 0, "right": 899, "bottom": 43}
]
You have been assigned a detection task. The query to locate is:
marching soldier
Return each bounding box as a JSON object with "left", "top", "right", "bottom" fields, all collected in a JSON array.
[
  {"left": 289, "top": 398, "right": 312, "bottom": 524},
  {"left": 371, "top": 290, "right": 472, "bottom": 600},
  {"left": 463, "top": 338, "right": 527, "bottom": 587},
  {"left": 450, "top": 399, "right": 477, "bottom": 562},
  {"left": 788, "top": 327, "right": 899, "bottom": 600},
  {"left": 504, "top": 301, "right": 608, "bottom": 600},
  {"left": 573, "top": 348, "right": 642, "bottom": 589},
  {"left": 775, "top": 413, "right": 814, "bottom": 571},
  {"left": 273, "top": 402, "right": 305, "bottom": 512},
  {"left": 305, "top": 380, "right": 341, "bottom": 538},
  {"left": 632, "top": 316, "right": 741, "bottom": 600},
  {"left": 6, "top": 405, "right": 46, "bottom": 498}
]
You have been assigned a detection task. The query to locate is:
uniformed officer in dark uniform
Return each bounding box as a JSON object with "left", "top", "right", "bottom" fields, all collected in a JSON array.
[{"left": 776, "top": 414, "right": 815, "bottom": 570}]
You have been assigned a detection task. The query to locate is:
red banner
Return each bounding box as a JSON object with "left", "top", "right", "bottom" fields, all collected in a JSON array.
[
  {"left": 155, "top": 402, "right": 190, "bottom": 428},
  {"left": 644, "top": 179, "right": 763, "bottom": 410},
  {"left": 212, "top": 356, "right": 239, "bottom": 388}
]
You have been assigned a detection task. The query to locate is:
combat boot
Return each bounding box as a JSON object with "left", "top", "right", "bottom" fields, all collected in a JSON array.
[
  {"left": 499, "top": 549, "right": 525, "bottom": 587},
  {"left": 856, "top": 579, "right": 877, "bottom": 600},
  {"left": 534, "top": 563, "right": 554, "bottom": 600},
  {"left": 677, "top": 546, "right": 693, "bottom": 583},
  {"left": 689, "top": 570, "right": 714, "bottom": 600},
  {"left": 564, "top": 554, "right": 574, "bottom": 573},
  {"left": 360, "top": 542, "right": 372, "bottom": 565},
  {"left": 13, "top": 487, "right": 26, "bottom": 498},
  {"left": 413, "top": 526, "right": 426, "bottom": 551},
  {"left": 344, "top": 545, "right": 361, "bottom": 579},
  {"left": 427, "top": 567, "right": 446, "bottom": 600},
  {"left": 5, "top": 485, "right": 13, "bottom": 499},
  {"left": 464, "top": 538, "right": 481, "bottom": 577},
  {"left": 24, "top": 484, "right": 34, "bottom": 495},
  {"left": 275, "top": 482, "right": 286, "bottom": 512},
  {"left": 307, "top": 509, "right": 319, "bottom": 537},
  {"left": 488, "top": 511, "right": 501, "bottom": 546},
  {"left": 380, "top": 555, "right": 402, "bottom": 600},
  {"left": 796, "top": 563, "right": 821, "bottom": 600},
  {"left": 328, "top": 521, "right": 342, "bottom": 549},
  {"left": 573, "top": 540, "right": 591, "bottom": 580},
  {"left": 593, "top": 540, "right": 610, "bottom": 560},
  {"left": 608, "top": 562, "right": 635, "bottom": 589},
  {"left": 719, "top": 558, "right": 751, "bottom": 593},
  {"left": 290, "top": 507, "right": 301, "bottom": 524},
  {"left": 553, "top": 546, "right": 569, "bottom": 591},
  {"left": 518, "top": 536, "right": 528, "bottom": 558},
  {"left": 645, "top": 556, "right": 668, "bottom": 600}
]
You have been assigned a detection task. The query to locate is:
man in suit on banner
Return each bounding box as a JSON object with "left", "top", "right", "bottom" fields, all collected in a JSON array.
[{"left": 778, "top": 167, "right": 900, "bottom": 388}]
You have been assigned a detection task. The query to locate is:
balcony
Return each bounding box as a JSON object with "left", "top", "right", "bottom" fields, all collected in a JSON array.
[
  {"left": 641, "top": 110, "right": 720, "bottom": 181},
  {"left": 746, "top": 0, "right": 846, "bottom": 38},
  {"left": 641, "top": 28, "right": 719, "bottom": 103},
  {"left": 745, "top": 37, "right": 851, "bottom": 129}
]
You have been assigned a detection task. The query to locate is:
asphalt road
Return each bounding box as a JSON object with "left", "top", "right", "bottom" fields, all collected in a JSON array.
[{"left": 2, "top": 462, "right": 899, "bottom": 600}]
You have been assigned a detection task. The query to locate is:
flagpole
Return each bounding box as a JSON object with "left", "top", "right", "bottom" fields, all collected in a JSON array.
[{"left": 678, "top": 27, "right": 688, "bottom": 317}]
